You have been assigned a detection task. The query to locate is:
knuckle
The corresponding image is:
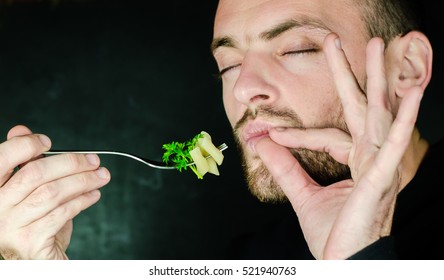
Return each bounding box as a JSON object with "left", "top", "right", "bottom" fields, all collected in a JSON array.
[
  {"left": 15, "top": 160, "right": 45, "bottom": 184},
  {"left": 0, "top": 136, "right": 40, "bottom": 169},
  {"left": 64, "top": 153, "right": 82, "bottom": 170},
  {"left": 47, "top": 203, "right": 80, "bottom": 228},
  {"left": 0, "top": 135, "right": 42, "bottom": 172},
  {"left": 37, "top": 183, "right": 60, "bottom": 201},
  {"left": 49, "top": 204, "right": 70, "bottom": 223},
  {"left": 16, "top": 136, "right": 41, "bottom": 155},
  {"left": 24, "top": 183, "right": 59, "bottom": 209},
  {"left": 74, "top": 172, "right": 90, "bottom": 189}
]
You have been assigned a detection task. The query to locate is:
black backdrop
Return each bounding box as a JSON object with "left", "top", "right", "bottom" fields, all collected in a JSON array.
[{"left": 0, "top": 0, "right": 442, "bottom": 259}]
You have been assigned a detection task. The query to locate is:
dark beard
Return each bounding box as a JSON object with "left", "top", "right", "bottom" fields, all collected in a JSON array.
[{"left": 234, "top": 106, "right": 351, "bottom": 203}]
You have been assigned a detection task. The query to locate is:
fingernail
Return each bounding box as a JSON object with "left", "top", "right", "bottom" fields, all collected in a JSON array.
[
  {"left": 39, "top": 135, "right": 52, "bottom": 148},
  {"left": 335, "top": 37, "right": 342, "bottom": 49},
  {"left": 86, "top": 154, "right": 100, "bottom": 165},
  {"left": 274, "top": 127, "right": 287, "bottom": 132},
  {"left": 96, "top": 167, "right": 110, "bottom": 179}
]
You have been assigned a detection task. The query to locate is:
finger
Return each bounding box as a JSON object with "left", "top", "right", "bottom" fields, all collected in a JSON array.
[
  {"left": 8, "top": 126, "right": 46, "bottom": 169},
  {"left": 365, "top": 37, "right": 393, "bottom": 145},
  {"left": 6, "top": 125, "right": 45, "bottom": 169},
  {"left": 1, "top": 153, "right": 105, "bottom": 206},
  {"left": 13, "top": 167, "right": 109, "bottom": 226},
  {"left": 269, "top": 127, "right": 352, "bottom": 165},
  {"left": 2, "top": 125, "right": 34, "bottom": 186},
  {"left": 7, "top": 125, "right": 33, "bottom": 139},
  {"left": 323, "top": 33, "right": 367, "bottom": 137},
  {"left": 376, "top": 86, "right": 423, "bottom": 181},
  {"left": 0, "top": 133, "right": 51, "bottom": 187},
  {"left": 255, "top": 137, "right": 317, "bottom": 211}
]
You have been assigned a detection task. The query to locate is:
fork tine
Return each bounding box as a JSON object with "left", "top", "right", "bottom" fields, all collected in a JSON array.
[{"left": 217, "top": 143, "right": 228, "bottom": 152}]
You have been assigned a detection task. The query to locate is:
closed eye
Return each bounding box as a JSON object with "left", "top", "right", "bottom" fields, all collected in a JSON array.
[
  {"left": 281, "top": 48, "right": 318, "bottom": 56},
  {"left": 215, "top": 49, "right": 318, "bottom": 79},
  {"left": 217, "top": 63, "right": 241, "bottom": 79}
]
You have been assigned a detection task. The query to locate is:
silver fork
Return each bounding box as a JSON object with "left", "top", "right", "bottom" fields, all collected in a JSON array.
[{"left": 43, "top": 143, "right": 228, "bottom": 170}]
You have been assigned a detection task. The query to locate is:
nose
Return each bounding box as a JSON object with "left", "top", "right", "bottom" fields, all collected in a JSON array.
[{"left": 233, "top": 53, "right": 278, "bottom": 107}]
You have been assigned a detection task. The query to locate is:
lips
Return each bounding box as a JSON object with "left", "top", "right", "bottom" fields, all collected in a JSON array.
[{"left": 242, "top": 121, "right": 274, "bottom": 152}]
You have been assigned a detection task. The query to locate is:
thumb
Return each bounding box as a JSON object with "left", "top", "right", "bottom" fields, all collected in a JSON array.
[
  {"left": 255, "top": 137, "right": 316, "bottom": 207},
  {"left": 7, "top": 125, "right": 33, "bottom": 140},
  {"left": 5, "top": 125, "right": 42, "bottom": 175},
  {"left": 1, "top": 125, "right": 34, "bottom": 187}
]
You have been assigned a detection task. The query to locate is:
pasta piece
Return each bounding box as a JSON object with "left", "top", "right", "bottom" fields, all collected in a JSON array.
[
  {"left": 198, "top": 131, "right": 224, "bottom": 165},
  {"left": 206, "top": 157, "right": 220, "bottom": 176},
  {"left": 189, "top": 146, "right": 209, "bottom": 176}
]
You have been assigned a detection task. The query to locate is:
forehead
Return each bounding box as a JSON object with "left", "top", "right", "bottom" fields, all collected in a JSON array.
[{"left": 213, "top": 0, "right": 366, "bottom": 44}]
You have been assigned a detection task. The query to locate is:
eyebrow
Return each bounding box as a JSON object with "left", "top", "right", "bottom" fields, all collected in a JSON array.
[{"left": 211, "top": 18, "right": 330, "bottom": 54}]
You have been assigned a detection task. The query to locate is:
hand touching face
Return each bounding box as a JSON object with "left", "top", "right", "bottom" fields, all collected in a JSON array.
[{"left": 255, "top": 33, "right": 426, "bottom": 259}]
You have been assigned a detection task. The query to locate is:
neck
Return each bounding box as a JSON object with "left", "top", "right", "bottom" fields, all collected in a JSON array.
[{"left": 399, "top": 128, "right": 429, "bottom": 192}]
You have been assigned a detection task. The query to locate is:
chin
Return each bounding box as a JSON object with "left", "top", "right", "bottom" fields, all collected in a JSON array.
[{"left": 245, "top": 161, "right": 289, "bottom": 203}]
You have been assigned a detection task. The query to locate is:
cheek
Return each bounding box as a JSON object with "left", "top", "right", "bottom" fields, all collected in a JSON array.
[
  {"left": 286, "top": 77, "right": 343, "bottom": 125},
  {"left": 223, "top": 90, "right": 240, "bottom": 128},
  {"left": 309, "top": 90, "right": 344, "bottom": 126}
]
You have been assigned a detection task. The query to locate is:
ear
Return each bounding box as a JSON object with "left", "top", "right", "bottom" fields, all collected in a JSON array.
[{"left": 387, "top": 31, "right": 433, "bottom": 98}]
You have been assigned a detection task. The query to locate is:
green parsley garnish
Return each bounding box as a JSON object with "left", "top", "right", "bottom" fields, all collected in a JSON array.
[{"left": 162, "top": 132, "right": 204, "bottom": 179}]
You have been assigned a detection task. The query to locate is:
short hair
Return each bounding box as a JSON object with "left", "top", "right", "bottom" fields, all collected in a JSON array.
[{"left": 359, "top": 0, "right": 419, "bottom": 44}]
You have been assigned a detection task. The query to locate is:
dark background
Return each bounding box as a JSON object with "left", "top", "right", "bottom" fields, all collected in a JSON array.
[{"left": 0, "top": 0, "right": 442, "bottom": 259}]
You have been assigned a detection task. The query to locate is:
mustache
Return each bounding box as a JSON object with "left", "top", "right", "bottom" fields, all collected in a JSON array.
[{"left": 234, "top": 105, "right": 304, "bottom": 131}]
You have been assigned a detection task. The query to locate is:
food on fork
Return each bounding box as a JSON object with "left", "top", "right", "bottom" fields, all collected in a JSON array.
[{"left": 162, "top": 131, "right": 225, "bottom": 179}]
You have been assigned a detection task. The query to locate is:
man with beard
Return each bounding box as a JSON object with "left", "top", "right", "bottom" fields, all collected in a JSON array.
[{"left": 212, "top": 0, "right": 442, "bottom": 259}]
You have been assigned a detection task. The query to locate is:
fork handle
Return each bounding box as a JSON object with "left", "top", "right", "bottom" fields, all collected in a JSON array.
[{"left": 43, "top": 150, "right": 175, "bottom": 169}]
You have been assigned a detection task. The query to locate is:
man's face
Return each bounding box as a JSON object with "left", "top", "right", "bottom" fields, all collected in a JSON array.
[{"left": 212, "top": 0, "right": 369, "bottom": 202}]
